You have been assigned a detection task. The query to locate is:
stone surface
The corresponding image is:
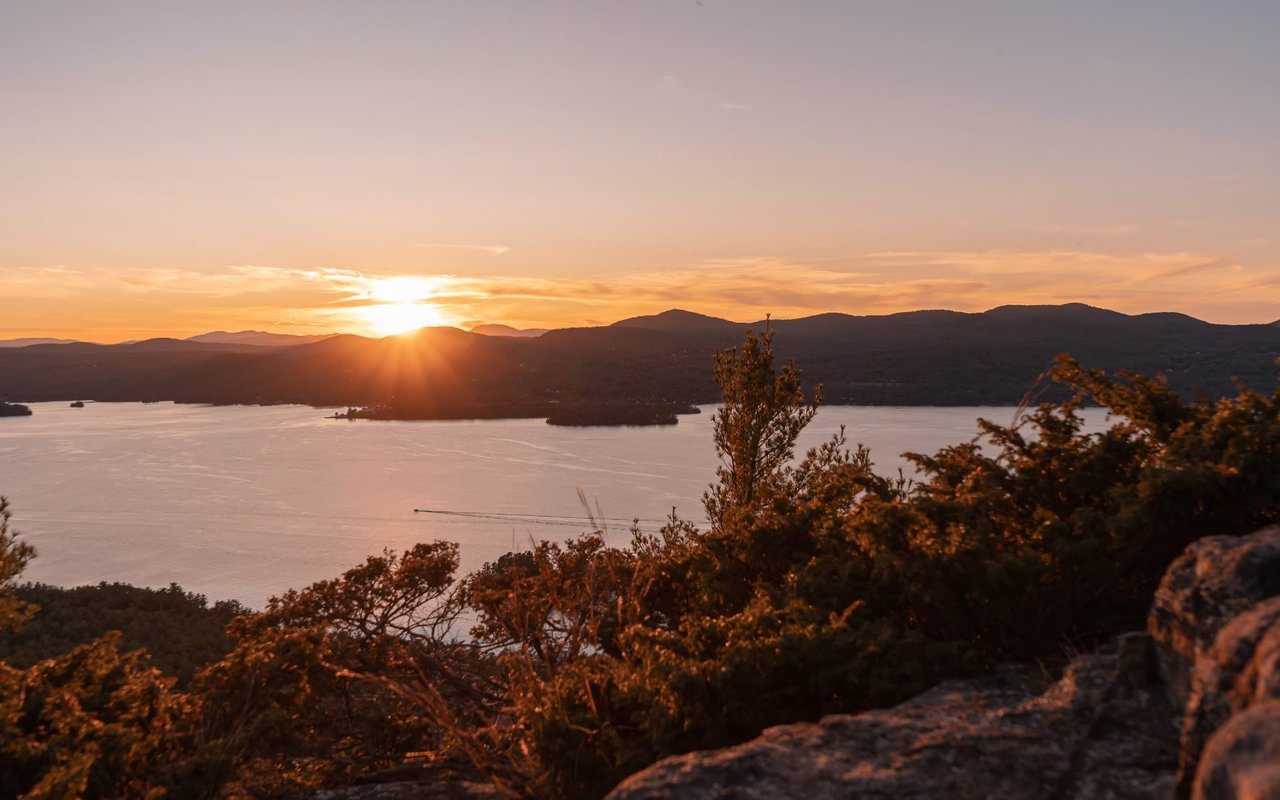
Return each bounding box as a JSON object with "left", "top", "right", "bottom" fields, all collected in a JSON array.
[
  {"left": 1179, "top": 597, "right": 1280, "bottom": 792},
  {"left": 313, "top": 780, "right": 504, "bottom": 800},
  {"left": 1191, "top": 701, "right": 1280, "bottom": 800},
  {"left": 607, "top": 634, "right": 1178, "bottom": 800},
  {"left": 1149, "top": 527, "right": 1280, "bottom": 710}
]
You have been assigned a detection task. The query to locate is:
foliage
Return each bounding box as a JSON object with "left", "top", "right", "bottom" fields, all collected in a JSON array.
[
  {"left": 0, "top": 633, "right": 187, "bottom": 799},
  {"left": 703, "top": 326, "right": 819, "bottom": 529},
  {"left": 175, "top": 542, "right": 506, "bottom": 798},
  {"left": 0, "top": 583, "right": 244, "bottom": 685},
  {"left": 0, "top": 497, "right": 36, "bottom": 632}
]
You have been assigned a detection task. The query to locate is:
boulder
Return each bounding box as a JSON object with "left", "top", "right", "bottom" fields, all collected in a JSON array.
[
  {"left": 1148, "top": 527, "right": 1280, "bottom": 710},
  {"left": 1179, "top": 598, "right": 1280, "bottom": 792},
  {"left": 1191, "top": 702, "right": 1280, "bottom": 800}
]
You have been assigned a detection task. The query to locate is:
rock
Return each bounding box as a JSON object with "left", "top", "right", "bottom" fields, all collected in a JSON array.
[
  {"left": 1246, "top": 611, "right": 1280, "bottom": 708},
  {"left": 1149, "top": 527, "right": 1280, "bottom": 710},
  {"left": 313, "top": 780, "right": 504, "bottom": 800},
  {"left": 1179, "top": 598, "right": 1280, "bottom": 792},
  {"left": 1146, "top": 529, "right": 1280, "bottom": 796},
  {"left": 1191, "top": 701, "right": 1280, "bottom": 800},
  {"left": 607, "top": 635, "right": 1178, "bottom": 800}
]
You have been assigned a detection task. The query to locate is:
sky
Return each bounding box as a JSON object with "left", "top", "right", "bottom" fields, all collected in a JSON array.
[{"left": 2, "top": 0, "right": 1279, "bottom": 340}]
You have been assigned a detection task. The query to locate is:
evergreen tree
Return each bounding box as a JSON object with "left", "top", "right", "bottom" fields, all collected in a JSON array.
[{"left": 0, "top": 497, "right": 35, "bottom": 632}]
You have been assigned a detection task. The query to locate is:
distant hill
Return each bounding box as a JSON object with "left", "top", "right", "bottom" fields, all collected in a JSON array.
[
  {"left": 613, "top": 308, "right": 742, "bottom": 334},
  {"left": 0, "top": 305, "right": 1277, "bottom": 414},
  {"left": 0, "top": 338, "right": 80, "bottom": 348},
  {"left": 469, "top": 323, "right": 548, "bottom": 338},
  {"left": 186, "top": 330, "right": 338, "bottom": 347}
]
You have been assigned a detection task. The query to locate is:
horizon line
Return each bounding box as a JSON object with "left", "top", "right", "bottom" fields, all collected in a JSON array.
[{"left": 4, "top": 301, "right": 1278, "bottom": 346}]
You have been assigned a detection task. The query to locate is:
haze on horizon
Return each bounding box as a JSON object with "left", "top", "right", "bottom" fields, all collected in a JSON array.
[{"left": 3, "top": 0, "right": 1279, "bottom": 341}]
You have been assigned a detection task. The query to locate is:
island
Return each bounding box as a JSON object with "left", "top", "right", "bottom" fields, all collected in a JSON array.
[
  {"left": 0, "top": 401, "right": 33, "bottom": 417},
  {"left": 545, "top": 403, "right": 699, "bottom": 427},
  {"left": 330, "top": 401, "right": 701, "bottom": 427}
]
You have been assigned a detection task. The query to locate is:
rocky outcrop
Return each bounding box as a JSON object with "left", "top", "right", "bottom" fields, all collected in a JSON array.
[
  {"left": 1148, "top": 527, "right": 1280, "bottom": 710},
  {"left": 313, "top": 780, "right": 504, "bottom": 800},
  {"left": 1192, "top": 702, "right": 1280, "bottom": 800},
  {"left": 609, "top": 529, "right": 1280, "bottom": 800},
  {"left": 1148, "top": 528, "right": 1280, "bottom": 797}
]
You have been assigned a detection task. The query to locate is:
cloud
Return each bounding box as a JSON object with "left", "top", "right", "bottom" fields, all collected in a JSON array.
[
  {"left": 310, "top": 251, "right": 1279, "bottom": 329},
  {"left": 1028, "top": 223, "right": 1141, "bottom": 238},
  {"left": 4, "top": 248, "right": 1280, "bottom": 338},
  {"left": 0, "top": 266, "right": 88, "bottom": 298},
  {"left": 661, "top": 73, "right": 752, "bottom": 113},
  {"left": 418, "top": 243, "right": 510, "bottom": 256}
]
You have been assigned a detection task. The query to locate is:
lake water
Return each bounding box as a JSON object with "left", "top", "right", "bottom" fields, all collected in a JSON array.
[{"left": 0, "top": 402, "right": 1095, "bottom": 608}]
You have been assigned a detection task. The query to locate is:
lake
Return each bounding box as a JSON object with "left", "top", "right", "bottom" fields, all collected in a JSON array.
[{"left": 0, "top": 402, "right": 1101, "bottom": 608}]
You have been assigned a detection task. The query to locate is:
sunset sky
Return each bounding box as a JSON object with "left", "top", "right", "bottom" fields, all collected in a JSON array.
[{"left": 3, "top": 1, "right": 1279, "bottom": 341}]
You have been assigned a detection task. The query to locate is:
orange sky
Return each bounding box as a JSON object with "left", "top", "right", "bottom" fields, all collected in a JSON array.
[
  {"left": 3, "top": 2, "right": 1279, "bottom": 341},
  {"left": 3, "top": 251, "right": 1277, "bottom": 342}
]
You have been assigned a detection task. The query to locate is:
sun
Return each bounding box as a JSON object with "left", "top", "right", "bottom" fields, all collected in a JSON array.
[
  {"left": 358, "top": 302, "right": 449, "bottom": 336},
  {"left": 352, "top": 276, "right": 453, "bottom": 336}
]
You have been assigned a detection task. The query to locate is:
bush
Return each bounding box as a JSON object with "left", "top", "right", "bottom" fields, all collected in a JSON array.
[{"left": 0, "top": 583, "right": 244, "bottom": 685}]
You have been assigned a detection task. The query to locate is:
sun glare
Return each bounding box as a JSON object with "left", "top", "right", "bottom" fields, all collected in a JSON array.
[
  {"left": 366, "top": 276, "right": 444, "bottom": 304},
  {"left": 359, "top": 302, "right": 449, "bottom": 336},
  {"left": 353, "top": 276, "right": 454, "bottom": 335}
]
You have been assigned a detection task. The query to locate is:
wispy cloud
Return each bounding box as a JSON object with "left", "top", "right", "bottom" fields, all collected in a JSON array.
[
  {"left": 418, "top": 243, "right": 510, "bottom": 256},
  {"left": 0, "top": 266, "right": 87, "bottom": 298},
  {"left": 660, "top": 73, "right": 752, "bottom": 113},
  {"left": 1028, "top": 223, "right": 1141, "bottom": 238},
  {"left": 3, "top": 248, "right": 1279, "bottom": 338}
]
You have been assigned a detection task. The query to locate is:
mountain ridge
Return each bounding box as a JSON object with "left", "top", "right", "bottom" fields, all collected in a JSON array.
[
  {"left": 186, "top": 330, "right": 339, "bottom": 347},
  {"left": 468, "top": 323, "right": 548, "bottom": 338},
  {"left": 1, "top": 304, "right": 1277, "bottom": 413}
]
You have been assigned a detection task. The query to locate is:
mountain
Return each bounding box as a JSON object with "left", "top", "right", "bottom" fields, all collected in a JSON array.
[
  {"left": 468, "top": 324, "right": 548, "bottom": 338},
  {"left": 0, "top": 338, "right": 80, "bottom": 348},
  {"left": 0, "top": 305, "right": 1276, "bottom": 414},
  {"left": 612, "top": 308, "right": 742, "bottom": 334},
  {"left": 186, "top": 330, "right": 338, "bottom": 347}
]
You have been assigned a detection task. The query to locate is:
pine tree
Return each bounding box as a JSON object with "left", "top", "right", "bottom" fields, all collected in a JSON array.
[
  {"left": 703, "top": 326, "right": 819, "bottom": 528},
  {"left": 0, "top": 497, "right": 35, "bottom": 632}
]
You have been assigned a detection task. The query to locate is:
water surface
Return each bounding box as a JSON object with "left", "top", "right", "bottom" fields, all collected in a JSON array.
[{"left": 0, "top": 402, "right": 1091, "bottom": 607}]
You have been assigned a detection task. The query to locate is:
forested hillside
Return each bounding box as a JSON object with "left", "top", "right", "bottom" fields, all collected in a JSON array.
[{"left": 1, "top": 304, "right": 1277, "bottom": 413}]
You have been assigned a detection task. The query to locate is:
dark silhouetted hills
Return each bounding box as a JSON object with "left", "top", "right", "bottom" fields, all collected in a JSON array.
[
  {"left": 469, "top": 323, "right": 548, "bottom": 338},
  {"left": 185, "top": 330, "right": 338, "bottom": 347},
  {"left": 1, "top": 305, "right": 1277, "bottom": 414},
  {"left": 0, "top": 337, "right": 81, "bottom": 348}
]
